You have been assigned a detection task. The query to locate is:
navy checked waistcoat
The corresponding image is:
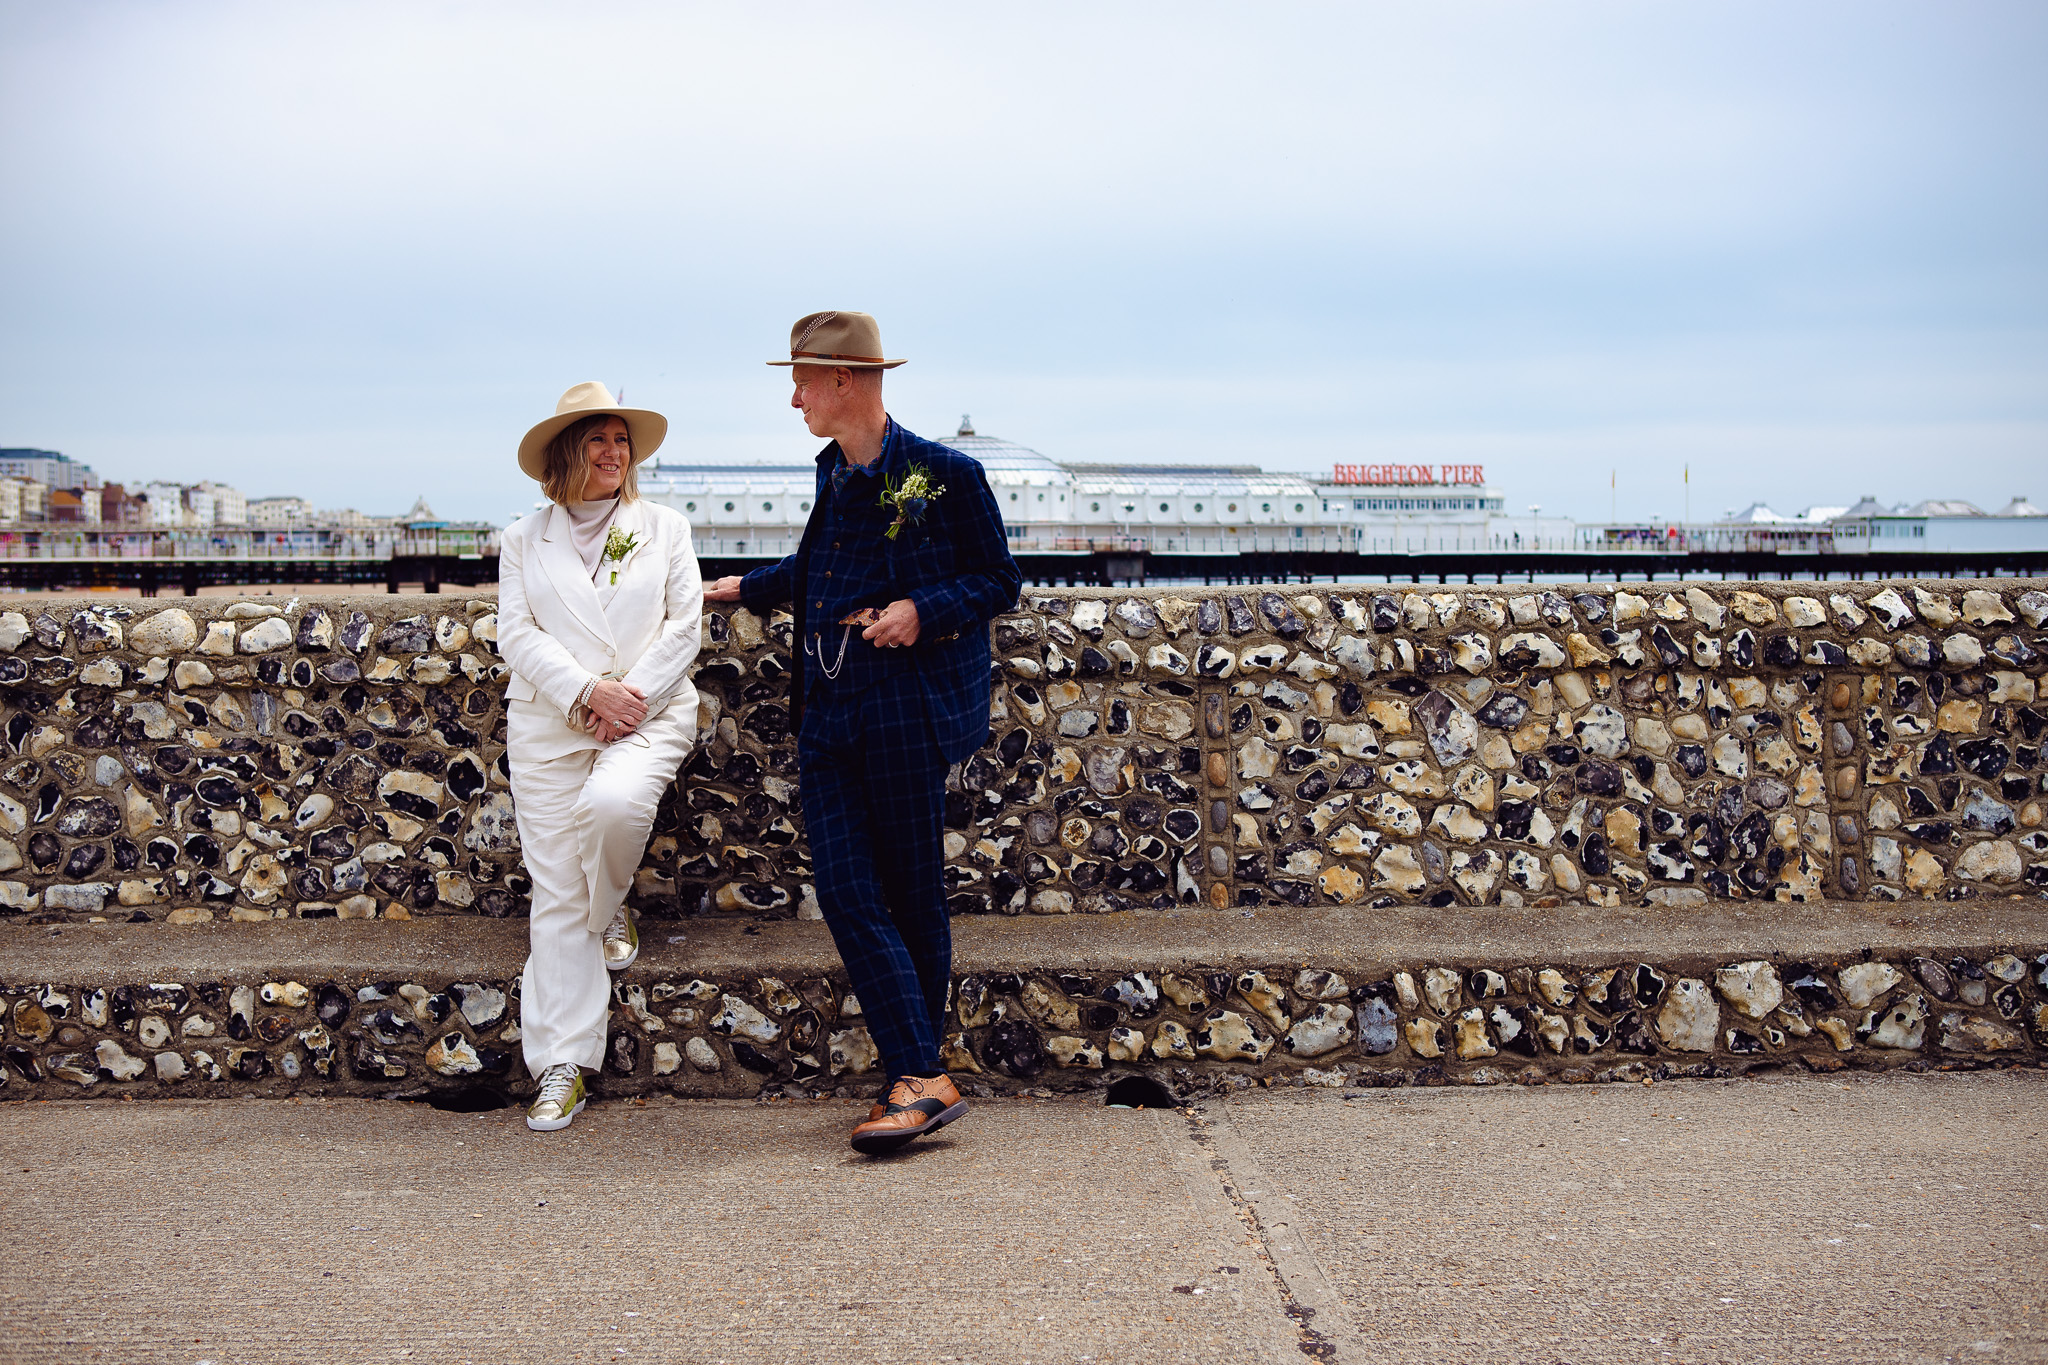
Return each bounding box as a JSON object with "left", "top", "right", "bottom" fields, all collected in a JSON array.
[{"left": 739, "top": 417, "right": 1023, "bottom": 762}]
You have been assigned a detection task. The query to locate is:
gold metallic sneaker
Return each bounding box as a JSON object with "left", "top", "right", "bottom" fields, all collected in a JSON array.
[
  {"left": 526, "top": 1063, "right": 587, "bottom": 1132},
  {"left": 602, "top": 908, "right": 639, "bottom": 971}
]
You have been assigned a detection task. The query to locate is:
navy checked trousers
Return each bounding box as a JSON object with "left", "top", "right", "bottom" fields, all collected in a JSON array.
[{"left": 797, "top": 669, "right": 951, "bottom": 1081}]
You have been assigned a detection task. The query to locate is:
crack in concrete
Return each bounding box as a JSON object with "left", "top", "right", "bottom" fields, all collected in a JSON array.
[{"left": 1184, "top": 1101, "right": 1351, "bottom": 1361}]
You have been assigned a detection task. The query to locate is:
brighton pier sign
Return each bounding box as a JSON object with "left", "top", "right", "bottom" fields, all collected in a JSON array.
[{"left": 1330, "top": 463, "right": 1485, "bottom": 486}]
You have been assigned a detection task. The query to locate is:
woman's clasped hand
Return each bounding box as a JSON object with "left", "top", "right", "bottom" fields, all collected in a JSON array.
[{"left": 584, "top": 678, "right": 648, "bottom": 744}]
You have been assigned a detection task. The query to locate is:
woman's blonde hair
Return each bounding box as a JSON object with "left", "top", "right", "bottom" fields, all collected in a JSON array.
[{"left": 541, "top": 414, "right": 641, "bottom": 505}]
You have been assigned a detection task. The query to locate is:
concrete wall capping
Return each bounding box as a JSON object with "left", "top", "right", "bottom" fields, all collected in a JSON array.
[{"left": 0, "top": 581, "right": 2042, "bottom": 928}]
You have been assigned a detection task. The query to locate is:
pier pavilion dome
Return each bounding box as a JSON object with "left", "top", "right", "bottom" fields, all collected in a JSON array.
[{"left": 938, "top": 416, "right": 1074, "bottom": 533}]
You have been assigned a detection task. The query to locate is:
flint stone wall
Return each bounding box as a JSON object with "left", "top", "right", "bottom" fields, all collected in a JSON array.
[
  {"left": 0, "top": 582, "right": 2042, "bottom": 924},
  {"left": 0, "top": 582, "right": 2045, "bottom": 1100}
]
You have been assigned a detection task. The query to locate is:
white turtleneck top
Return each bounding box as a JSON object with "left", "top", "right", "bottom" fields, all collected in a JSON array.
[{"left": 563, "top": 498, "right": 621, "bottom": 582}]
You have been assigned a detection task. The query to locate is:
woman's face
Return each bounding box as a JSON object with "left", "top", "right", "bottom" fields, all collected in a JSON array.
[{"left": 578, "top": 417, "right": 631, "bottom": 500}]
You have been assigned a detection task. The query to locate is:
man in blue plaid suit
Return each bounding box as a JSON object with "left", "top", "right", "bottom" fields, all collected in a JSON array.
[{"left": 704, "top": 311, "right": 1021, "bottom": 1154}]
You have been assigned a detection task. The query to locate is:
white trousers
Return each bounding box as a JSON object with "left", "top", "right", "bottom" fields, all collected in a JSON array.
[{"left": 512, "top": 710, "right": 694, "bottom": 1077}]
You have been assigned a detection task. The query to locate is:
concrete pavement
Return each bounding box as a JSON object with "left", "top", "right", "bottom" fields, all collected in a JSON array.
[{"left": 2, "top": 1069, "right": 2044, "bottom": 1364}]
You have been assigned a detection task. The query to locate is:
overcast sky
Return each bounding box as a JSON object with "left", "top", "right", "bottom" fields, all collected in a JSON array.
[{"left": 3, "top": 1, "right": 2043, "bottom": 527}]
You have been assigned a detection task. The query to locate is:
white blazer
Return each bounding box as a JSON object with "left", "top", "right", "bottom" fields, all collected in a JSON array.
[{"left": 497, "top": 498, "right": 703, "bottom": 762}]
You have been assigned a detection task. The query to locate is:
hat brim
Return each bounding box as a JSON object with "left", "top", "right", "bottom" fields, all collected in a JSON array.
[
  {"left": 766, "top": 358, "right": 907, "bottom": 369},
  {"left": 517, "top": 407, "right": 668, "bottom": 482}
]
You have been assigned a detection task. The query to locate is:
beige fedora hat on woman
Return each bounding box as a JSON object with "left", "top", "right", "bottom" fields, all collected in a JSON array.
[
  {"left": 517, "top": 381, "right": 668, "bottom": 481},
  {"left": 766, "top": 311, "right": 906, "bottom": 369}
]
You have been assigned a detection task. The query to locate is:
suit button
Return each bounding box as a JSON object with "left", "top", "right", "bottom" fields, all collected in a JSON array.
[{"left": 824, "top": 571, "right": 831, "bottom": 577}]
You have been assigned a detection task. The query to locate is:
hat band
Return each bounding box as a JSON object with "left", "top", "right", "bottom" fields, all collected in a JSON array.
[{"left": 791, "top": 349, "right": 887, "bottom": 364}]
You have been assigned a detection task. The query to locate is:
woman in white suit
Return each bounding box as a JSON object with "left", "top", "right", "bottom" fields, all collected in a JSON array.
[{"left": 498, "top": 381, "right": 703, "bottom": 1132}]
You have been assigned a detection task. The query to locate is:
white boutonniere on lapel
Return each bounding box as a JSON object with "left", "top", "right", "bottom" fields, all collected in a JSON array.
[
  {"left": 878, "top": 464, "right": 947, "bottom": 541},
  {"left": 602, "top": 527, "right": 641, "bottom": 585}
]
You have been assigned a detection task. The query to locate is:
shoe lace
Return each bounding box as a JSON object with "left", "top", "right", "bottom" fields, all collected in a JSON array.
[
  {"left": 602, "top": 912, "right": 632, "bottom": 946},
  {"left": 536, "top": 1064, "right": 579, "bottom": 1107}
]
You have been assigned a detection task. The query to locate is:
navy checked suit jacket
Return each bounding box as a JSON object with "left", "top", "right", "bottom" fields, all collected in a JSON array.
[{"left": 740, "top": 417, "right": 1022, "bottom": 763}]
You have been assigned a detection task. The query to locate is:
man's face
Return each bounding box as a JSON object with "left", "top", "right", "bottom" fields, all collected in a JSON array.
[{"left": 789, "top": 364, "right": 850, "bottom": 436}]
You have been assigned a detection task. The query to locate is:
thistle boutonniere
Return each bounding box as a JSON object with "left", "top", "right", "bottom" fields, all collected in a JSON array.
[
  {"left": 878, "top": 464, "right": 947, "bottom": 541},
  {"left": 602, "top": 527, "right": 640, "bottom": 584}
]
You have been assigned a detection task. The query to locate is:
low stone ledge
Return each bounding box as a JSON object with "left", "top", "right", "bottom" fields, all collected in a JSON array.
[{"left": 4, "top": 903, "right": 2042, "bottom": 1102}]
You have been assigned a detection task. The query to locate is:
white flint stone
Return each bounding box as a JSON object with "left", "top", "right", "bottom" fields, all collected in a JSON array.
[
  {"left": 1837, "top": 962, "right": 1903, "bottom": 1009},
  {"left": 1713, "top": 961, "right": 1783, "bottom": 1019},
  {"left": 1655, "top": 979, "right": 1719, "bottom": 1052}
]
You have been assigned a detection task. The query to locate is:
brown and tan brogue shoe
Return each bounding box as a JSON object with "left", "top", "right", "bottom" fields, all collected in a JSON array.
[{"left": 849, "top": 1073, "right": 967, "bottom": 1155}]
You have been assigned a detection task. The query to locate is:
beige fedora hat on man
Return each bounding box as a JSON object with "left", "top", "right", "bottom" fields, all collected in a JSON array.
[
  {"left": 766, "top": 311, "right": 906, "bottom": 369},
  {"left": 517, "top": 381, "right": 668, "bottom": 481}
]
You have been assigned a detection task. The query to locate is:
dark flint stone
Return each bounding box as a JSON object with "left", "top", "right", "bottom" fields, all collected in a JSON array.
[
  {"left": 1581, "top": 831, "right": 1611, "bottom": 876},
  {"left": 1670, "top": 744, "right": 1710, "bottom": 781},
  {"left": 1728, "top": 812, "right": 1768, "bottom": 861},
  {"left": 1384, "top": 677, "right": 1427, "bottom": 697},
  {"left": 1632, "top": 965, "right": 1666, "bottom": 1007},
  {"left": 1902, "top": 822, "right": 1953, "bottom": 844},
  {"left": 1521, "top": 755, "right": 1554, "bottom": 783},
  {"left": 998, "top": 727, "right": 1030, "bottom": 766},
  {"left": 1356, "top": 997, "right": 1398, "bottom": 1054},
  {"left": 1576, "top": 760, "right": 1624, "bottom": 797},
  {"left": 1496, "top": 801, "right": 1534, "bottom": 840},
  {"left": 1746, "top": 776, "right": 1789, "bottom": 810},
  {"left": 742, "top": 705, "right": 790, "bottom": 745},
  {"left": 1614, "top": 1011, "right": 1659, "bottom": 1054},
  {"left": 1338, "top": 763, "right": 1373, "bottom": 789},
  {"left": 1807, "top": 641, "right": 1849, "bottom": 666},
  {"left": 1573, "top": 593, "right": 1608, "bottom": 624},
  {"left": 304, "top": 738, "right": 339, "bottom": 759},
  {"left": 1536, "top": 592, "right": 1572, "bottom": 626},
  {"left": 1195, "top": 599, "right": 1223, "bottom": 634},
  {"left": 374, "top": 741, "right": 408, "bottom": 767},
  {"left": 1224, "top": 596, "right": 1256, "bottom": 634},
  {"left": 986, "top": 1018, "right": 1046, "bottom": 1078},
  {"left": 30, "top": 657, "right": 77, "bottom": 685},
  {"left": 1234, "top": 853, "right": 1267, "bottom": 883},
  {"left": 1282, "top": 746, "right": 1325, "bottom": 773},
  {"left": 2002, "top": 774, "right": 2034, "bottom": 802},
  {"left": 1686, "top": 813, "right": 1728, "bottom": 864},
  {"left": 1650, "top": 626, "right": 1686, "bottom": 666},
  {"left": 1727, "top": 1029, "right": 1765, "bottom": 1055},
  {"left": 54, "top": 797, "right": 120, "bottom": 839},
  {"left": 1728, "top": 630, "right": 1756, "bottom": 669},
  {"left": 318, "top": 660, "right": 361, "bottom": 685},
  {"left": 476, "top": 889, "right": 520, "bottom": 917},
  {"left": 1917, "top": 735, "right": 1956, "bottom": 776},
  {"left": 1503, "top": 1008, "right": 1541, "bottom": 1056},
  {"left": 376, "top": 616, "right": 431, "bottom": 654},
  {"left": 1628, "top": 755, "right": 1655, "bottom": 783},
  {"left": 33, "top": 782, "right": 60, "bottom": 821},
  {"left": 445, "top": 755, "right": 486, "bottom": 804},
  {"left": 1712, "top": 786, "right": 1744, "bottom": 827},
  {"left": 340, "top": 684, "right": 368, "bottom": 713},
  {"left": 1786, "top": 966, "right": 1837, "bottom": 1008},
  {"left": 194, "top": 776, "right": 240, "bottom": 809},
  {"left": 145, "top": 838, "right": 178, "bottom": 869},
  {"left": 73, "top": 716, "right": 117, "bottom": 749},
  {"left": 464, "top": 687, "right": 495, "bottom": 717},
  {"left": 1257, "top": 593, "right": 1305, "bottom": 639},
  {"left": 1266, "top": 879, "right": 1312, "bottom": 906},
  {"left": 1762, "top": 634, "right": 1800, "bottom": 668},
  {"left": 254, "top": 656, "right": 284, "bottom": 687},
  {"left": 313, "top": 982, "right": 353, "bottom": 1026},
  {"left": 1294, "top": 771, "right": 1330, "bottom": 802},
  {"left": 309, "top": 827, "right": 355, "bottom": 859},
  {"left": 1426, "top": 889, "right": 1456, "bottom": 908},
  {"left": 294, "top": 607, "right": 333, "bottom": 651},
  {"left": 1994, "top": 984, "right": 2023, "bottom": 1018},
  {"left": 1956, "top": 739, "right": 2009, "bottom": 780},
  {"left": 0, "top": 658, "right": 25, "bottom": 686},
  {"left": 1370, "top": 595, "right": 1400, "bottom": 632},
  {"left": 62, "top": 845, "right": 105, "bottom": 878},
  {"left": 1337, "top": 682, "right": 1363, "bottom": 715},
  {"left": 1106, "top": 700, "right": 1132, "bottom": 734},
  {"left": 1230, "top": 702, "right": 1252, "bottom": 734},
  {"left": 1476, "top": 694, "right": 1528, "bottom": 729},
  {"left": 1077, "top": 646, "right": 1112, "bottom": 676},
  {"left": 1545, "top": 744, "right": 1581, "bottom": 767},
  {"left": 1108, "top": 862, "right": 1167, "bottom": 893},
  {"left": 27, "top": 832, "right": 59, "bottom": 869}
]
